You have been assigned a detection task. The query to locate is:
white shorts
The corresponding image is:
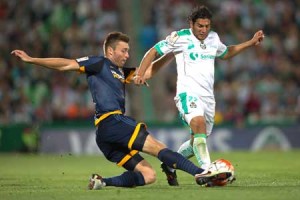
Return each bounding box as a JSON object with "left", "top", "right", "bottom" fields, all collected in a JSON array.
[{"left": 174, "top": 92, "right": 215, "bottom": 135}]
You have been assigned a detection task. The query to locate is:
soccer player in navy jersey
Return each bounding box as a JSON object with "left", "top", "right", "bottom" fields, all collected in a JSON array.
[{"left": 11, "top": 31, "right": 231, "bottom": 189}]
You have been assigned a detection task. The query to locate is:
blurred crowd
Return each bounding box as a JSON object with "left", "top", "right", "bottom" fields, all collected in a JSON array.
[
  {"left": 1, "top": 0, "right": 300, "bottom": 127},
  {"left": 0, "top": 0, "right": 118, "bottom": 124}
]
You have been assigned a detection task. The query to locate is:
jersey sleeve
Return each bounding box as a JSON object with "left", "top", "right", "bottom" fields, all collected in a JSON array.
[
  {"left": 215, "top": 34, "right": 228, "bottom": 58},
  {"left": 76, "top": 56, "right": 104, "bottom": 74},
  {"left": 154, "top": 31, "right": 187, "bottom": 56}
]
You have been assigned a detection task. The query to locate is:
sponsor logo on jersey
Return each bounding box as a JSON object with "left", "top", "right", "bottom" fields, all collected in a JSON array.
[
  {"left": 111, "top": 69, "right": 125, "bottom": 83},
  {"left": 189, "top": 52, "right": 215, "bottom": 61}
]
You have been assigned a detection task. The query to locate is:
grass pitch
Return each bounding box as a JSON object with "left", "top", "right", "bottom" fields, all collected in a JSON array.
[{"left": 0, "top": 151, "right": 300, "bottom": 200}]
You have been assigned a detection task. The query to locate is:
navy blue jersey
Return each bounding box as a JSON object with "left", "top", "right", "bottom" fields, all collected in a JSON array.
[
  {"left": 76, "top": 56, "right": 134, "bottom": 125},
  {"left": 76, "top": 56, "right": 149, "bottom": 170}
]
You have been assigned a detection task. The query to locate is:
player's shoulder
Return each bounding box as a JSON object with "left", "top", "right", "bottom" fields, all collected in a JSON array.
[
  {"left": 76, "top": 55, "right": 104, "bottom": 64},
  {"left": 165, "top": 29, "right": 191, "bottom": 44},
  {"left": 176, "top": 29, "right": 192, "bottom": 37}
]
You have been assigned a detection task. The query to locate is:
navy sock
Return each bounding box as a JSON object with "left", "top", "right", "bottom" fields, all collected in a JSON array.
[
  {"left": 158, "top": 148, "right": 204, "bottom": 176},
  {"left": 103, "top": 171, "right": 145, "bottom": 187}
]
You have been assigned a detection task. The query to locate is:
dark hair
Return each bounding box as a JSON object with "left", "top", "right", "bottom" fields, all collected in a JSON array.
[
  {"left": 103, "top": 32, "right": 130, "bottom": 53},
  {"left": 188, "top": 5, "right": 212, "bottom": 23}
]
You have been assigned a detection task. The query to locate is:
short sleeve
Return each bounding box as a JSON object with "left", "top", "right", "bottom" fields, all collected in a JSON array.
[
  {"left": 215, "top": 35, "right": 228, "bottom": 58},
  {"left": 76, "top": 56, "right": 104, "bottom": 74},
  {"left": 154, "top": 30, "right": 188, "bottom": 56}
]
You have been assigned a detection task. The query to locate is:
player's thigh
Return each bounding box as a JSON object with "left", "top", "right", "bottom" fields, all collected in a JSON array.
[
  {"left": 95, "top": 118, "right": 140, "bottom": 169},
  {"left": 175, "top": 92, "right": 205, "bottom": 124},
  {"left": 203, "top": 97, "right": 215, "bottom": 135},
  {"left": 142, "top": 134, "right": 166, "bottom": 157},
  {"left": 96, "top": 114, "right": 146, "bottom": 151},
  {"left": 175, "top": 93, "right": 215, "bottom": 134},
  {"left": 96, "top": 115, "right": 154, "bottom": 169},
  {"left": 190, "top": 116, "right": 206, "bottom": 133},
  {"left": 98, "top": 140, "right": 146, "bottom": 171}
]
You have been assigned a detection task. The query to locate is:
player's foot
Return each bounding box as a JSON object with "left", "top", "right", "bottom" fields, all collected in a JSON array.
[
  {"left": 228, "top": 175, "right": 236, "bottom": 184},
  {"left": 161, "top": 163, "right": 179, "bottom": 186},
  {"left": 205, "top": 175, "right": 236, "bottom": 187},
  {"left": 88, "top": 174, "right": 105, "bottom": 190},
  {"left": 195, "top": 170, "right": 232, "bottom": 186}
]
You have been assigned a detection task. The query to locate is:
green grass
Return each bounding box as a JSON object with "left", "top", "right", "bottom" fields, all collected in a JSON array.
[{"left": 0, "top": 151, "right": 300, "bottom": 200}]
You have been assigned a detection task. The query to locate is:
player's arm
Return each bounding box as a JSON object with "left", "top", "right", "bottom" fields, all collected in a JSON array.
[
  {"left": 134, "top": 47, "right": 160, "bottom": 85},
  {"left": 144, "top": 53, "right": 174, "bottom": 80},
  {"left": 222, "top": 30, "right": 264, "bottom": 60},
  {"left": 11, "top": 50, "right": 79, "bottom": 71}
]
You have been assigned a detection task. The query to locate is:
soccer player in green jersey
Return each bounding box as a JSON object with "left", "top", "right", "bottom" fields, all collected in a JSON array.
[{"left": 134, "top": 5, "right": 264, "bottom": 186}]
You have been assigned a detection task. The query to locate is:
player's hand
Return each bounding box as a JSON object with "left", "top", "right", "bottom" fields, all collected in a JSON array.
[
  {"left": 11, "top": 50, "right": 33, "bottom": 63},
  {"left": 133, "top": 74, "right": 146, "bottom": 86},
  {"left": 252, "top": 30, "right": 265, "bottom": 46}
]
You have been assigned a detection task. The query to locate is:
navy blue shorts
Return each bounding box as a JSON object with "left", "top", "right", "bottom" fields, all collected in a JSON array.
[{"left": 96, "top": 114, "right": 149, "bottom": 171}]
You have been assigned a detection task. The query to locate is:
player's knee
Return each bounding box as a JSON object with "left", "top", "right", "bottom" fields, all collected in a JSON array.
[
  {"left": 191, "top": 116, "right": 205, "bottom": 125},
  {"left": 190, "top": 117, "right": 206, "bottom": 133},
  {"left": 142, "top": 168, "right": 157, "bottom": 184}
]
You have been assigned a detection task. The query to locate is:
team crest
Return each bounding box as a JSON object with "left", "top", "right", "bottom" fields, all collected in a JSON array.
[
  {"left": 190, "top": 102, "right": 197, "bottom": 108},
  {"left": 200, "top": 42, "right": 206, "bottom": 49}
]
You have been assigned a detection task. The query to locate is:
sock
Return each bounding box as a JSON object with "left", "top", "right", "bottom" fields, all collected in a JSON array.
[
  {"left": 193, "top": 133, "right": 211, "bottom": 170},
  {"left": 178, "top": 139, "right": 194, "bottom": 159},
  {"left": 103, "top": 171, "right": 145, "bottom": 187},
  {"left": 163, "top": 139, "right": 194, "bottom": 173},
  {"left": 158, "top": 148, "right": 203, "bottom": 176}
]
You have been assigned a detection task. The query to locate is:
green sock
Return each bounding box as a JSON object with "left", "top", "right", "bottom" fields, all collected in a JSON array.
[{"left": 193, "top": 133, "right": 211, "bottom": 170}]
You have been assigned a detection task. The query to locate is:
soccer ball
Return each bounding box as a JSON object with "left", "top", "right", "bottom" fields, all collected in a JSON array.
[{"left": 207, "top": 158, "right": 236, "bottom": 187}]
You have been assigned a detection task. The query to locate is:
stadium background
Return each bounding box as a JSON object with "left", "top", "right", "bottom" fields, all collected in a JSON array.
[{"left": 0, "top": 0, "right": 300, "bottom": 153}]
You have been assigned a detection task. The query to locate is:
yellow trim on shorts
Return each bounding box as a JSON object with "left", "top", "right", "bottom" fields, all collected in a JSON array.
[
  {"left": 94, "top": 110, "right": 122, "bottom": 126},
  {"left": 117, "top": 150, "right": 139, "bottom": 167},
  {"left": 128, "top": 123, "right": 143, "bottom": 150}
]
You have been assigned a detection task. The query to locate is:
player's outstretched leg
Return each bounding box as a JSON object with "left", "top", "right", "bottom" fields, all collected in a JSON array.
[
  {"left": 157, "top": 148, "right": 232, "bottom": 186},
  {"left": 88, "top": 171, "right": 146, "bottom": 190},
  {"left": 160, "top": 140, "right": 194, "bottom": 186}
]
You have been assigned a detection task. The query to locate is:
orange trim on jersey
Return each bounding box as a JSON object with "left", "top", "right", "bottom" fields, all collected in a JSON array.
[
  {"left": 128, "top": 123, "right": 143, "bottom": 150},
  {"left": 117, "top": 150, "right": 139, "bottom": 167},
  {"left": 125, "top": 70, "right": 135, "bottom": 83},
  {"left": 79, "top": 66, "right": 85, "bottom": 73},
  {"left": 94, "top": 110, "right": 122, "bottom": 126}
]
